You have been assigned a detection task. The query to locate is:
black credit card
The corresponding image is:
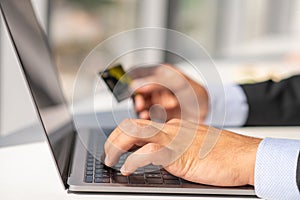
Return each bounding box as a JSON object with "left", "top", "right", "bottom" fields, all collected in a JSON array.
[{"left": 99, "top": 64, "right": 132, "bottom": 102}]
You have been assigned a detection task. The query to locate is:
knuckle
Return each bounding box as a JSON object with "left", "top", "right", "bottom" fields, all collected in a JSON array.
[
  {"left": 120, "top": 118, "right": 131, "bottom": 125},
  {"left": 146, "top": 143, "right": 160, "bottom": 152},
  {"left": 168, "top": 118, "right": 180, "bottom": 124}
]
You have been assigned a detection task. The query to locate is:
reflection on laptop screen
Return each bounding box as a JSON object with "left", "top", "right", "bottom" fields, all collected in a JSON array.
[{"left": 0, "top": 0, "right": 75, "bottom": 185}]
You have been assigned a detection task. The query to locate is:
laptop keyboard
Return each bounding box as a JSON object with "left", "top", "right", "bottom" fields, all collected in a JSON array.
[{"left": 84, "top": 151, "right": 182, "bottom": 186}]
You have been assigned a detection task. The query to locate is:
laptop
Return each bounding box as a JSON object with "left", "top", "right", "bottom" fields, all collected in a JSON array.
[{"left": 0, "top": 0, "right": 255, "bottom": 196}]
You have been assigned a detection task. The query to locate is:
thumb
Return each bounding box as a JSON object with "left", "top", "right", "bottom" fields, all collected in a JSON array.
[{"left": 120, "top": 143, "right": 172, "bottom": 176}]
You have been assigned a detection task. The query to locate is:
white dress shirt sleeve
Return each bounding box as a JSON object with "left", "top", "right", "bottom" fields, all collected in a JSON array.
[
  {"left": 204, "top": 84, "right": 248, "bottom": 127},
  {"left": 255, "top": 138, "right": 300, "bottom": 199}
]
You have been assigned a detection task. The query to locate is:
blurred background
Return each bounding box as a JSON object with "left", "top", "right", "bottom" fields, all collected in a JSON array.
[
  {"left": 49, "top": 0, "right": 300, "bottom": 101},
  {"left": 1, "top": 0, "right": 300, "bottom": 136}
]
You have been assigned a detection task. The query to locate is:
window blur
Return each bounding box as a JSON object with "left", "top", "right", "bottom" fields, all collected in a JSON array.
[
  {"left": 48, "top": 0, "right": 300, "bottom": 102},
  {"left": 49, "top": 0, "right": 137, "bottom": 101}
]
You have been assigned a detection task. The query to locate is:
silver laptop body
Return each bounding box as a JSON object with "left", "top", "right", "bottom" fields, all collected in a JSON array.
[{"left": 0, "top": 0, "right": 255, "bottom": 196}]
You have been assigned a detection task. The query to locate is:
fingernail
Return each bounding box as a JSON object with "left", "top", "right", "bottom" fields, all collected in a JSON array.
[
  {"left": 104, "top": 155, "right": 111, "bottom": 166},
  {"left": 139, "top": 112, "right": 148, "bottom": 119},
  {"left": 120, "top": 165, "right": 128, "bottom": 175},
  {"left": 139, "top": 113, "right": 144, "bottom": 119}
]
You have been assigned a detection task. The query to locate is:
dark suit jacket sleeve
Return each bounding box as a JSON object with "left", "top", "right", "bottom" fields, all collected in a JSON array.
[
  {"left": 297, "top": 153, "right": 300, "bottom": 192},
  {"left": 240, "top": 75, "right": 300, "bottom": 126}
]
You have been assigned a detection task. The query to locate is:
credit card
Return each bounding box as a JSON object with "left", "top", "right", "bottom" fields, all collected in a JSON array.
[{"left": 99, "top": 64, "right": 132, "bottom": 102}]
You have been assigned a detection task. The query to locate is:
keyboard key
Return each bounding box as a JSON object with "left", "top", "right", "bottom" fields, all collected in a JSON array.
[
  {"left": 160, "top": 170, "right": 170, "bottom": 175},
  {"left": 162, "top": 174, "right": 178, "bottom": 180},
  {"left": 131, "top": 171, "right": 144, "bottom": 176},
  {"left": 85, "top": 175, "right": 93, "bottom": 183},
  {"left": 95, "top": 165, "right": 104, "bottom": 169},
  {"left": 145, "top": 174, "right": 161, "bottom": 178},
  {"left": 164, "top": 179, "right": 180, "bottom": 185},
  {"left": 95, "top": 160, "right": 101, "bottom": 165},
  {"left": 95, "top": 174, "right": 110, "bottom": 178},
  {"left": 180, "top": 179, "right": 191, "bottom": 183},
  {"left": 130, "top": 174, "right": 144, "bottom": 178},
  {"left": 144, "top": 167, "right": 159, "bottom": 172},
  {"left": 94, "top": 178, "right": 110, "bottom": 183},
  {"left": 129, "top": 176, "right": 145, "bottom": 184},
  {"left": 86, "top": 162, "right": 93, "bottom": 167},
  {"left": 114, "top": 163, "right": 123, "bottom": 168},
  {"left": 147, "top": 178, "right": 163, "bottom": 184},
  {"left": 85, "top": 171, "right": 93, "bottom": 175},
  {"left": 95, "top": 169, "right": 109, "bottom": 174},
  {"left": 135, "top": 168, "right": 144, "bottom": 173},
  {"left": 113, "top": 171, "right": 123, "bottom": 176},
  {"left": 145, "top": 170, "right": 161, "bottom": 174},
  {"left": 119, "top": 156, "right": 126, "bottom": 161},
  {"left": 112, "top": 176, "right": 128, "bottom": 184},
  {"left": 86, "top": 166, "right": 93, "bottom": 171}
]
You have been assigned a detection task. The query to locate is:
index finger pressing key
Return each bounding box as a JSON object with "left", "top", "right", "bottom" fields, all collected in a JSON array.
[{"left": 104, "top": 119, "right": 169, "bottom": 167}]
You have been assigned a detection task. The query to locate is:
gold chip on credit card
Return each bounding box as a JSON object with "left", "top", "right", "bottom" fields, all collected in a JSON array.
[{"left": 99, "top": 64, "right": 132, "bottom": 102}]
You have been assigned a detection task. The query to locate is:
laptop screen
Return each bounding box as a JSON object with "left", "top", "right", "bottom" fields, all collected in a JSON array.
[{"left": 0, "top": 0, "right": 75, "bottom": 187}]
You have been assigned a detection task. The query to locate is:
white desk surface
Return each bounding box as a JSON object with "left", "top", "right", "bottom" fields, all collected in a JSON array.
[{"left": 1, "top": 122, "right": 300, "bottom": 200}]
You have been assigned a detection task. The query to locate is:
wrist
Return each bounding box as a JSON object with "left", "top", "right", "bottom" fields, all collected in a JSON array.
[{"left": 242, "top": 137, "right": 262, "bottom": 185}]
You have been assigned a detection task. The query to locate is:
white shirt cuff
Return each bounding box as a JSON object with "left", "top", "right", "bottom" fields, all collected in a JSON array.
[
  {"left": 204, "top": 84, "right": 248, "bottom": 127},
  {"left": 255, "top": 138, "right": 300, "bottom": 199}
]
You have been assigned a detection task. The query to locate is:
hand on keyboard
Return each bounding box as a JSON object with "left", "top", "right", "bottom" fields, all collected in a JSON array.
[{"left": 104, "top": 118, "right": 261, "bottom": 187}]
